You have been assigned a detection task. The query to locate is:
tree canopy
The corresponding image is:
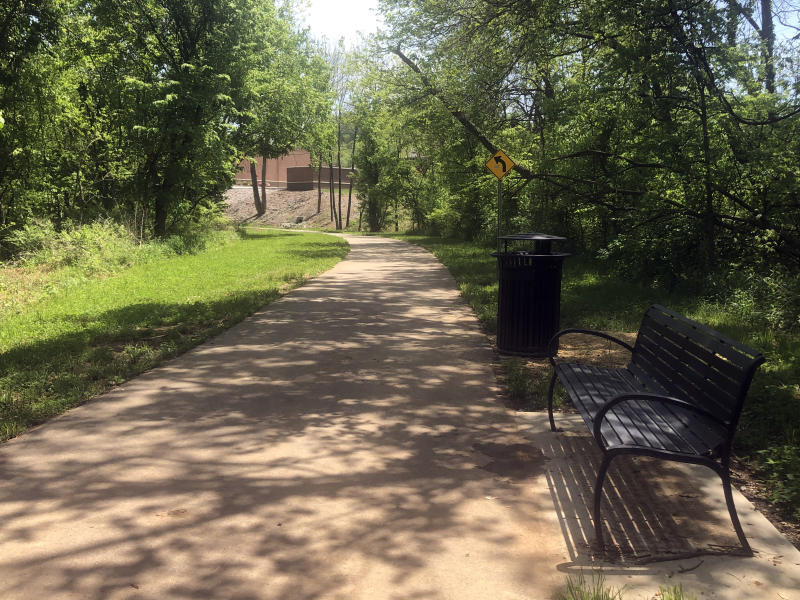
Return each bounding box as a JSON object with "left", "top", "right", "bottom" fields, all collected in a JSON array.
[
  {"left": 0, "top": 0, "right": 330, "bottom": 243},
  {"left": 343, "top": 0, "right": 799, "bottom": 307}
]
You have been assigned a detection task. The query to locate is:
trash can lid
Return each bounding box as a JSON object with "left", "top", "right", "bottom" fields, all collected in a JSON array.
[{"left": 498, "top": 232, "right": 566, "bottom": 242}]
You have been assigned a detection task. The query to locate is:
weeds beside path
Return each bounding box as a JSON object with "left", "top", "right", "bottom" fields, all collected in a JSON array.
[{"left": 0, "top": 228, "right": 348, "bottom": 441}]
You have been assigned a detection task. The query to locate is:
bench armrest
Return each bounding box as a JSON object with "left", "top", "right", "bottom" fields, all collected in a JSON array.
[
  {"left": 547, "top": 328, "right": 634, "bottom": 364},
  {"left": 592, "top": 392, "right": 728, "bottom": 443}
]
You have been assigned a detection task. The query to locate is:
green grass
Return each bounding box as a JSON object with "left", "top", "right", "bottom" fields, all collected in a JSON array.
[
  {"left": 392, "top": 234, "right": 800, "bottom": 523},
  {"left": 556, "top": 572, "right": 697, "bottom": 600},
  {"left": 557, "top": 572, "right": 624, "bottom": 600},
  {"left": 0, "top": 227, "right": 348, "bottom": 440}
]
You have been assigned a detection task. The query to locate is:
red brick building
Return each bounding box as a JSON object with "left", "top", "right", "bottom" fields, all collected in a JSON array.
[
  {"left": 235, "top": 150, "right": 312, "bottom": 187},
  {"left": 235, "top": 150, "right": 355, "bottom": 190}
]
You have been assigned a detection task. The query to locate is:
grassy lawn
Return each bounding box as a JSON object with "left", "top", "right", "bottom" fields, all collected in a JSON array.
[
  {"left": 394, "top": 234, "right": 800, "bottom": 523},
  {"left": 0, "top": 228, "right": 348, "bottom": 441}
]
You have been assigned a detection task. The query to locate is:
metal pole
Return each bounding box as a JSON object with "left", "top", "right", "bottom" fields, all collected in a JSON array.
[{"left": 497, "top": 177, "right": 503, "bottom": 254}]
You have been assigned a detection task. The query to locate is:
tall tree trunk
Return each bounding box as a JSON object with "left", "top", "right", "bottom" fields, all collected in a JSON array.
[
  {"left": 329, "top": 160, "right": 337, "bottom": 225},
  {"left": 155, "top": 153, "right": 178, "bottom": 237},
  {"left": 250, "top": 160, "right": 262, "bottom": 215},
  {"left": 346, "top": 173, "right": 354, "bottom": 229},
  {"left": 346, "top": 126, "right": 357, "bottom": 228},
  {"left": 317, "top": 154, "right": 322, "bottom": 214},
  {"left": 154, "top": 194, "right": 168, "bottom": 238},
  {"left": 260, "top": 157, "right": 267, "bottom": 213},
  {"left": 698, "top": 76, "right": 716, "bottom": 271},
  {"left": 728, "top": 0, "right": 776, "bottom": 93},
  {"left": 761, "top": 0, "right": 775, "bottom": 94},
  {"left": 337, "top": 111, "right": 343, "bottom": 230}
]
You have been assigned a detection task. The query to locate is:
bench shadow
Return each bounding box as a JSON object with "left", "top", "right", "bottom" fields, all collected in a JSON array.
[{"left": 532, "top": 418, "right": 747, "bottom": 565}]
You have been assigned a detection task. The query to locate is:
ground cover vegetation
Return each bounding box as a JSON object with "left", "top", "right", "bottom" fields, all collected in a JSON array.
[
  {"left": 557, "top": 570, "right": 695, "bottom": 600},
  {"left": 335, "top": 1, "right": 800, "bottom": 525},
  {"left": 0, "top": 225, "right": 348, "bottom": 441}
]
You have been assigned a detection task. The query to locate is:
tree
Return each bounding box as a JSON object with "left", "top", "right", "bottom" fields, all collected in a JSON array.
[
  {"left": 1, "top": 0, "right": 334, "bottom": 245},
  {"left": 240, "top": 10, "right": 331, "bottom": 215},
  {"left": 373, "top": 0, "right": 800, "bottom": 276}
]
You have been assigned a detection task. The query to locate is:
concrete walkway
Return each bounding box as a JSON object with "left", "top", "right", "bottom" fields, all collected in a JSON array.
[{"left": 1, "top": 235, "right": 799, "bottom": 599}]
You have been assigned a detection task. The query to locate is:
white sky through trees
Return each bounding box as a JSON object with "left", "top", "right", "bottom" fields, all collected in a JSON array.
[{"left": 301, "top": 0, "right": 383, "bottom": 47}]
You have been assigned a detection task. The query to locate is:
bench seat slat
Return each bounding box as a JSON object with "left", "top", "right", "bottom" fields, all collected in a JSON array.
[
  {"left": 554, "top": 362, "right": 727, "bottom": 456},
  {"left": 603, "top": 398, "right": 726, "bottom": 455}
]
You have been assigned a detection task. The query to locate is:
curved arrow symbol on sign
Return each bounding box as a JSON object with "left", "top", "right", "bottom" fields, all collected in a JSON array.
[{"left": 493, "top": 156, "right": 507, "bottom": 172}]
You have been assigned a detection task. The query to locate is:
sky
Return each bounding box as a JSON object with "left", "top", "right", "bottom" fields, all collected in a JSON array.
[{"left": 299, "top": 0, "right": 384, "bottom": 48}]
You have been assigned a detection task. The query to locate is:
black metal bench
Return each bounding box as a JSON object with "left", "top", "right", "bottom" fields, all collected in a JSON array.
[{"left": 547, "top": 304, "right": 765, "bottom": 554}]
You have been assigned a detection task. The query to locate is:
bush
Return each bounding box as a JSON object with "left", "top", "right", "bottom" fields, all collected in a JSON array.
[
  {"left": 759, "top": 441, "right": 800, "bottom": 521},
  {"left": 5, "top": 219, "right": 139, "bottom": 273},
  {"left": 0, "top": 217, "right": 240, "bottom": 315}
]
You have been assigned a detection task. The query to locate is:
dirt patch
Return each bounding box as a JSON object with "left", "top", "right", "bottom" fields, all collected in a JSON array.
[{"left": 224, "top": 185, "right": 361, "bottom": 230}]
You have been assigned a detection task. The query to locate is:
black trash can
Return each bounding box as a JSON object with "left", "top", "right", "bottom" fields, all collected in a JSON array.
[{"left": 492, "top": 233, "right": 569, "bottom": 357}]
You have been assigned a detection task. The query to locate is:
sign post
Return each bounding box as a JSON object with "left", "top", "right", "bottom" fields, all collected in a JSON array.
[
  {"left": 485, "top": 149, "right": 515, "bottom": 254},
  {"left": 497, "top": 178, "right": 502, "bottom": 254}
]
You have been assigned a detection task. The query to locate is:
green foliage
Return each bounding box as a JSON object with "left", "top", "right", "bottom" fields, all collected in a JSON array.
[
  {"left": 5, "top": 220, "right": 139, "bottom": 271},
  {"left": 0, "top": 218, "right": 239, "bottom": 321},
  {"left": 759, "top": 441, "right": 800, "bottom": 521},
  {"left": 347, "top": 0, "right": 800, "bottom": 307},
  {"left": 0, "top": 0, "right": 332, "bottom": 244},
  {"left": 0, "top": 228, "right": 348, "bottom": 440},
  {"left": 658, "top": 584, "right": 696, "bottom": 600},
  {"left": 556, "top": 571, "right": 624, "bottom": 600},
  {"left": 238, "top": 8, "right": 331, "bottom": 164}
]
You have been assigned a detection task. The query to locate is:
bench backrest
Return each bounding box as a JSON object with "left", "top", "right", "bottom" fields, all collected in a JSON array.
[{"left": 630, "top": 305, "right": 765, "bottom": 429}]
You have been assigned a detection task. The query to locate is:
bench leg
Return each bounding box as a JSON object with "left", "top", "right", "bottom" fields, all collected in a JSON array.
[
  {"left": 719, "top": 460, "right": 753, "bottom": 555},
  {"left": 547, "top": 372, "right": 558, "bottom": 431},
  {"left": 593, "top": 453, "right": 613, "bottom": 549}
]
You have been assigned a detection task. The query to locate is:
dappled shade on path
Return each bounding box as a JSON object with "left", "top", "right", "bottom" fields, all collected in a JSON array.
[{"left": 0, "top": 236, "right": 565, "bottom": 599}]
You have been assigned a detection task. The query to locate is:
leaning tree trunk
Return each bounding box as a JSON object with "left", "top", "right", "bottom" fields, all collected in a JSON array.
[
  {"left": 761, "top": 0, "right": 776, "bottom": 94},
  {"left": 250, "top": 160, "right": 263, "bottom": 215}
]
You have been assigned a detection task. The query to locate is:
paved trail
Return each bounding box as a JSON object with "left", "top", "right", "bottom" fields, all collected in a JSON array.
[{"left": 0, "top": 236, "right": 565, "bottom": 599}]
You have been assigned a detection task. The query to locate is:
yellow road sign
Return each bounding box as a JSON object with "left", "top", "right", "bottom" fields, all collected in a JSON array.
[{"left": 485, "top": 149, "right": 515, "bottom": 179}]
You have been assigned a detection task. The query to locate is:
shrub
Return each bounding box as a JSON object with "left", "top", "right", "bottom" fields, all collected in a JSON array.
[
  {"left": 4, "top": 219, "right": 138, "bottom": 272},
  {"left": 759, "top": 440, "right": 800, "bottom": 521}
]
